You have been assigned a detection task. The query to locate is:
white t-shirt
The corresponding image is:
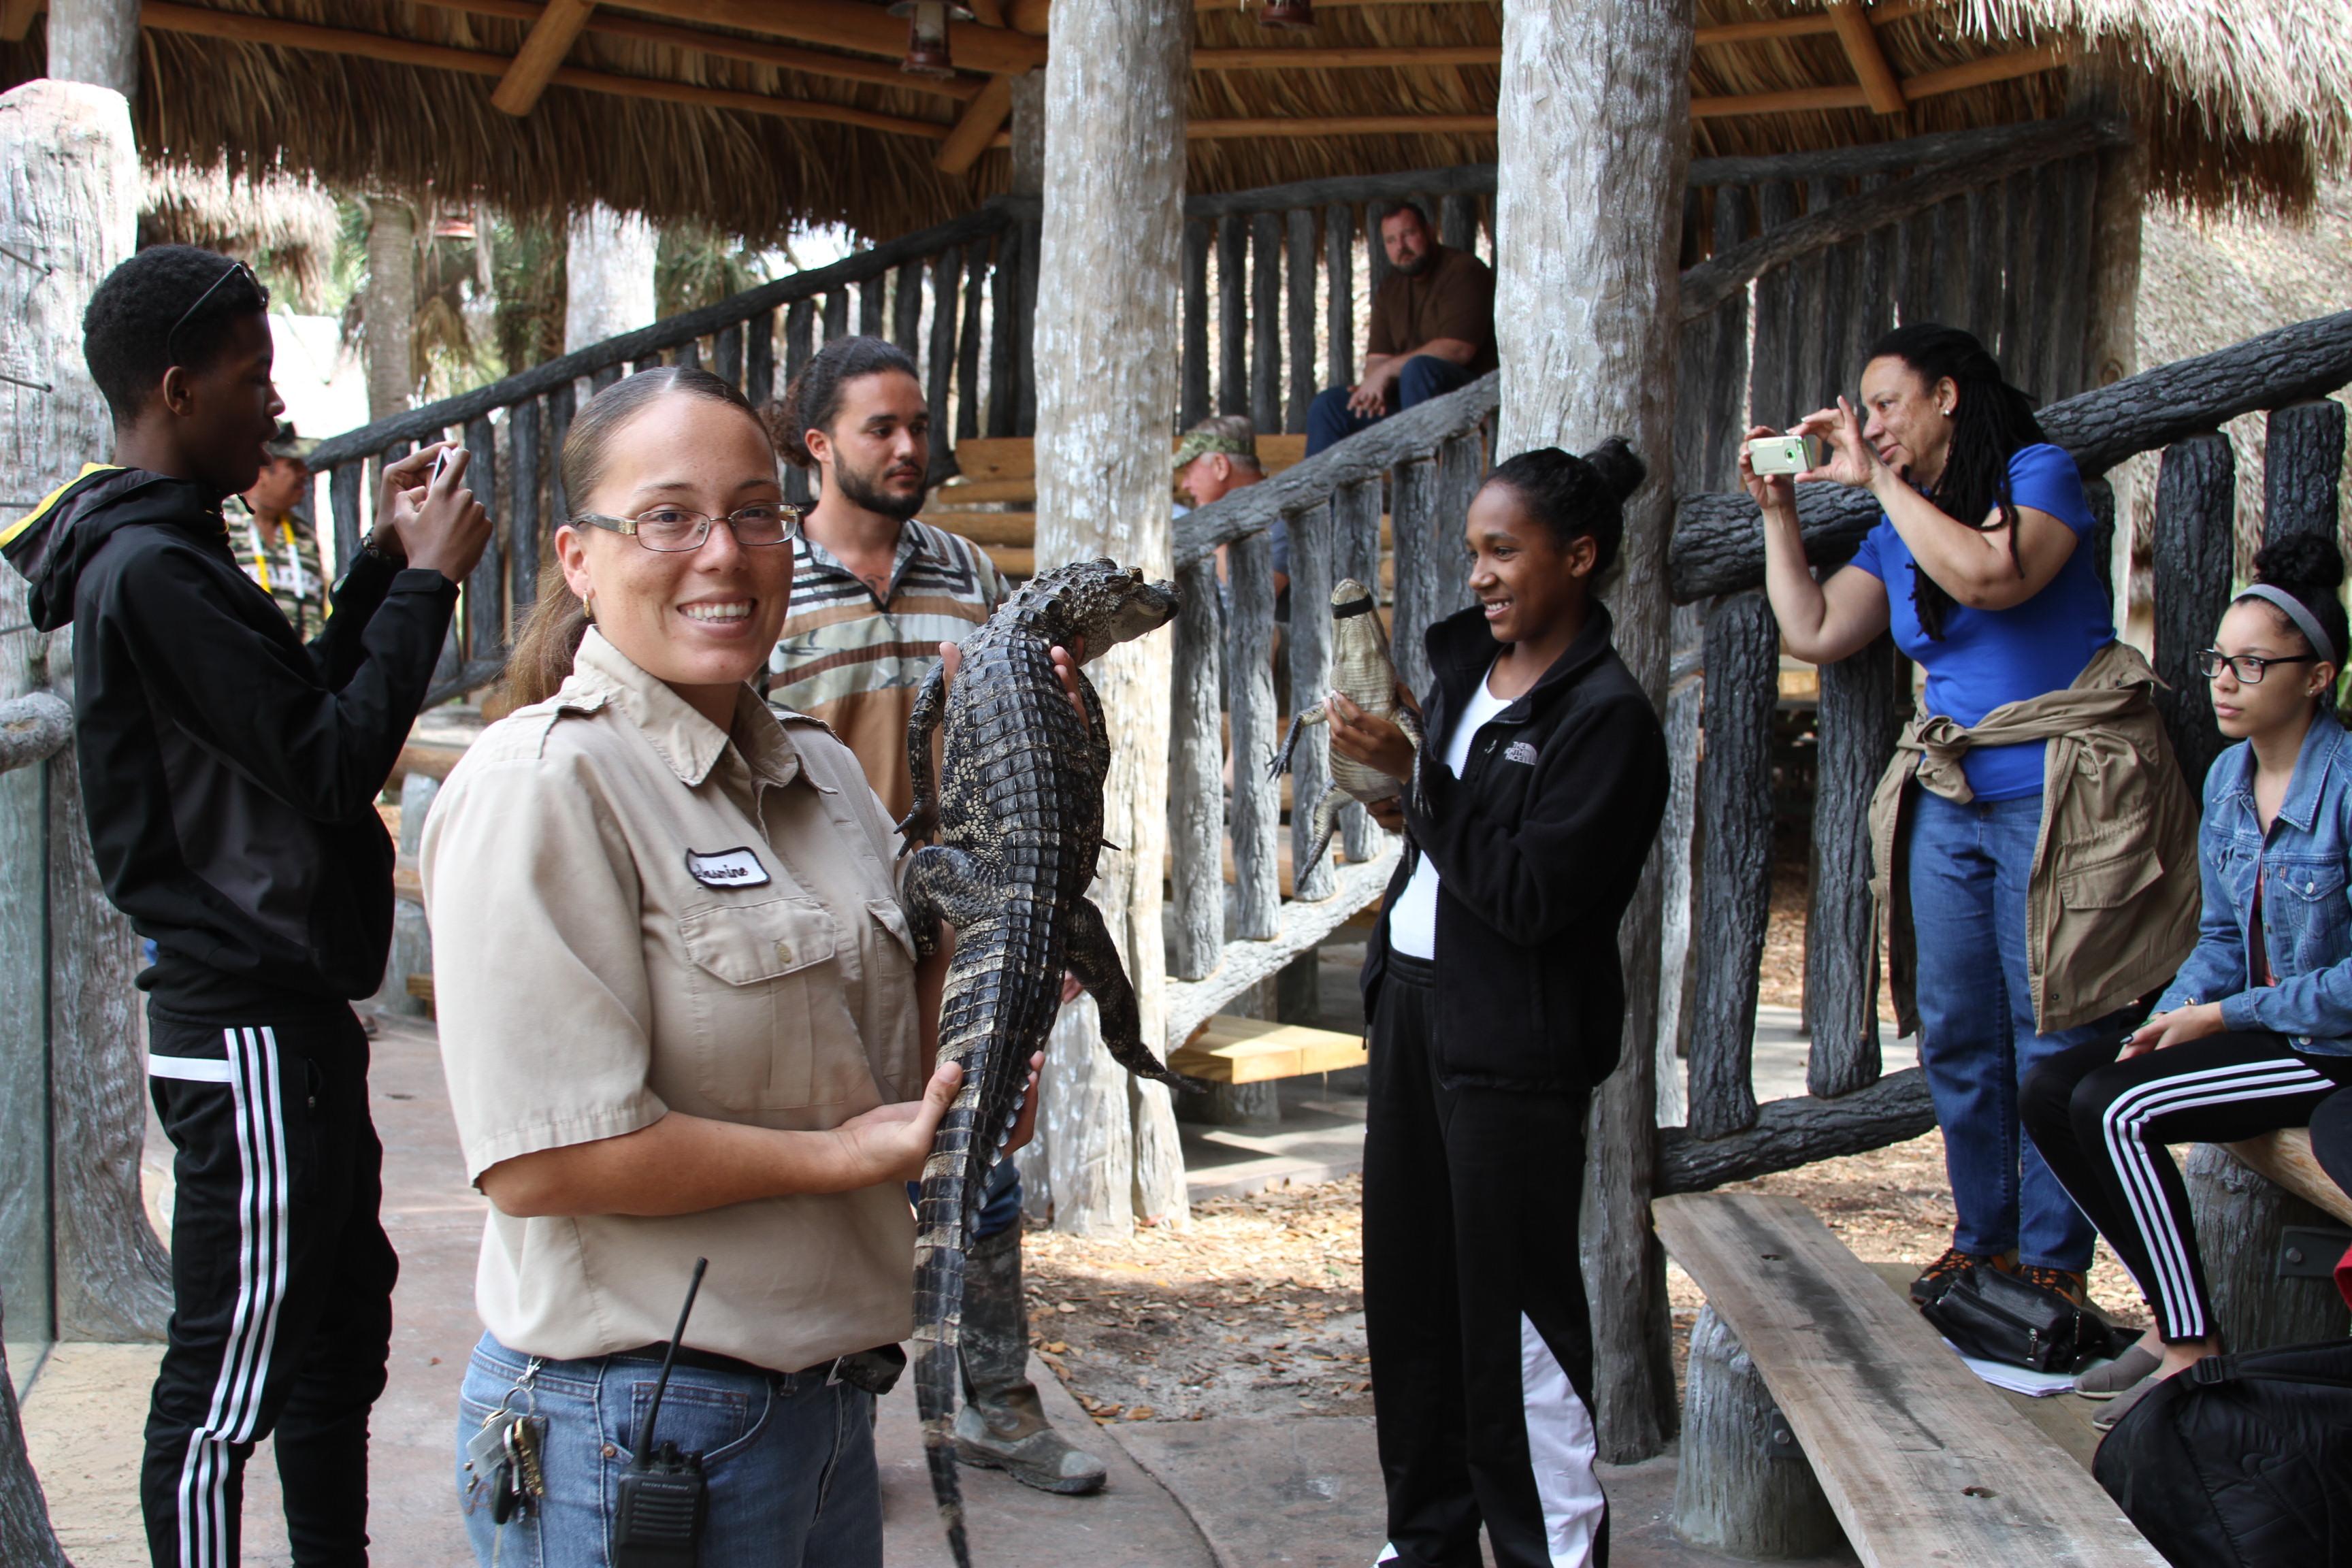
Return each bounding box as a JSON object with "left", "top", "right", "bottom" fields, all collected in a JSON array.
[{"left": 1386, "top": 661, "right": 1511, "bottom": 960}]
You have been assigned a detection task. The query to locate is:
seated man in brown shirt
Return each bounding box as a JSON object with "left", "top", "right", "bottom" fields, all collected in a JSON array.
[{"left": 1306, "top": 201, "right": 1496, "bottom": 455}]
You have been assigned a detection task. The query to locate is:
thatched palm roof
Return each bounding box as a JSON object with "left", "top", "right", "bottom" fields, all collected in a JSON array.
[
  {"left": 3, "top": 0, "right": 2345, "bottom": 244},
  {"left": 140, "top": 162, "right": 344, "bottom": 308}
]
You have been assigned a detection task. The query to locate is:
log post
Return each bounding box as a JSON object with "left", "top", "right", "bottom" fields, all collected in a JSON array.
[
  {"left": 1671, "top": 1305, "right": 1844, "bottom": 1557},
  {"left": 2151, "top": 432, "right": 2235, "bottom": 789},
  {"left": 1169, "top": 554, "right": 1224, "bottom": 981},
  {"left": 1250, "top": 210, "right": 1282, "bottom": 436},
  {"left": 1, "top": 79, "right": 169, "bottom": 1346},
  {"left": 365, "top": 196, "right": 418, "bottom": 421},
  {"left": 0, "top": 1298, "right": 71, "bottom": 1568},
  {"left": 1217, "top": 213, "right": 1247, "bottom": 419},
  {"left": 1688, "top": 591, "right": 1775, "bottom": 1141},
  {"left": 1324, "top": 201, "right": 1356, "bottom": 393},
  {"left": 1806, "top": 636, "right": 1904, "bottom": 1098},
  {"left": 1654, "top": 604, "right": 1703, "bottom": 1126},
  {"left": 1287, "top": 501, "right": 1337, "bottom": 901},
  {"left": 48, "top": 0, "right": 138, "bottom": 95},
  {"left": 1333, "top": 476, "right": 1382, "bottom": 864},
  {"left": 956, "top": 239, "right": 987, "bottom": 442},
  {"left": 2262, "top": 400, "right": 2346, "bottom": 551},
  {"left": 1181, "top": 218, "right": 1211, "bottom": 428},
  {"left": 2185, "top": 1144, "right": 2352, "bottom": 1352},
  {"left": 1495, "top": 0, "right": 1694, "bottom": 1462},
  {"left": 1285, "top": 206, "right": 1318, "bottom": 434},
  {"left": 1226, "top": 530, "right": 1281, "bottom": 939},
  {"left": 1031, "top": 0, "right": 1190, "bottom": 1235}
]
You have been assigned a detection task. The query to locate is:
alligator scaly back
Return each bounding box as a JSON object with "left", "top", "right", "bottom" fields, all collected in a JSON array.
[{"left": 895, "top": 560, "right": 1186, "bottom": 1568}]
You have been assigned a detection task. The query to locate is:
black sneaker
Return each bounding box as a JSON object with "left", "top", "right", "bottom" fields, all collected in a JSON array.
[{"left": 1909, "top": 1246, "right": 1992, "bottom": 1306}]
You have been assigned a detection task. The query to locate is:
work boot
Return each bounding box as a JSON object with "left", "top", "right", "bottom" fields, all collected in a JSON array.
[
  {"left": 1908, "top": 1245, "right": 1993, "bottom": 1306},
  {"left": 954, "top": 1223, "right": 1107, "bottom": 1496}
]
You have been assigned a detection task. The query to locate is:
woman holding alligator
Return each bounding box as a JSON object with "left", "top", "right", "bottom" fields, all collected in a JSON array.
[
  {"left": 422, "top": 366, "right": 1045, "bottom": 1566},
  {"left": 1327, "top": 440, "right": 1667, "bottom": 1568},
  {"left": 1743, "top": 323, "right": 2197, "bottom": 1316}
]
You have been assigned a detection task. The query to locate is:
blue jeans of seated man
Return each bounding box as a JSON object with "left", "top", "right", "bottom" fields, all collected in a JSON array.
[
  {"left": 909, "top": 1154, "right": 1023, "bottom": 1242},
  {"left": 1305, "top": 353, "right": 1475, "bottom": 455},
  {"left": 1906, "top": 788, "right": 2121, "bottom": 1271},
  {"left": 457, "top": 1331, "right": 881, "bottom": 1567}
]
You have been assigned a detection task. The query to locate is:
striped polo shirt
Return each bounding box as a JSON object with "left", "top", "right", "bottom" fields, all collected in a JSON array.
[{"left": 768, "top": 517, "right": 1009, "bottom": 821}]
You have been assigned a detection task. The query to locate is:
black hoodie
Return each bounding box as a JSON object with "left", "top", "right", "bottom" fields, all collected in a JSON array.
[
  {"left": 4, "top": 464, "right": 457, "bottom": 1018},
  {"left": 1362, "top": 600, "right": 1668, "bottom": 1093}
]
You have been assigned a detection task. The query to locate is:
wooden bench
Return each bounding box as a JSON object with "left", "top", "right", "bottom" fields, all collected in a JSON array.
[
  {"left": 1654, "top": 1192, "right": 2164, "bottom": 1567},
  {"left": 2225, "top": 1127, "right": 2352, "bottom": 1228},
  {"left": 931, "top": 434, "right": 1311, "bottom": 578},
  {"left": 1169, "top": 1014, "right": 1366, "bottom": 1084}
]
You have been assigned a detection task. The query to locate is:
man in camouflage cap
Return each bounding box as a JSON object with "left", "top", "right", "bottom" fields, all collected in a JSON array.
[
  {"left": 1175, "top": 414, "right": 1286, "bottom": 599},
  {"left": 229, "top": 420, "right": 329, "bottom": 636}
]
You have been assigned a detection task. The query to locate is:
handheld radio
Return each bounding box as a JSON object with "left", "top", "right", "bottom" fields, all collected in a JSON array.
[{"left": 613, "top": 1258, "right": 711, "bottom": 1568}]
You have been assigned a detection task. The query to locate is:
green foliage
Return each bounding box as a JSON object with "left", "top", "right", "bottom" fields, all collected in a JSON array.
[{"left": 657, "top": 223, "right": 768, "bottom": 318}]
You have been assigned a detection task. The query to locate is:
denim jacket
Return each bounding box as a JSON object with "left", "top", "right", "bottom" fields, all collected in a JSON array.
[{"left": 2156, "top": 710, "right": 2352, "bottom": 1054}]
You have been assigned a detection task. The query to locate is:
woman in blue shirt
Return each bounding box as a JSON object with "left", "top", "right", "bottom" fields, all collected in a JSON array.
[
  {"left": 1743, "top": 323, "right": 2172, "bottom": 1311},
  {"left": 2023, "top": 536, "right": 2352, "bottom": 1422}
]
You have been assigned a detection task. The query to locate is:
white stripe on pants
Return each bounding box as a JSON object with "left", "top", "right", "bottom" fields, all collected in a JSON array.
[
  {"left": 1519, "top": 1313, "right": 1603, "bottom": 1568},
  {"left": 2100, "top": 1055, "right": 2333, "bottom": 1340},
  {"left": 176, "top": 1027, "right": 291, "bottom": 1568}
]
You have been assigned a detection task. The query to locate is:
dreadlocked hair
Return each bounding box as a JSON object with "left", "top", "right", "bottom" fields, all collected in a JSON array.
[
  {"left": 1867, "top": 323, "right": 2044, "bottom": 640},
  {"left": 765, "top": 334, "right": 921, "bottom": 470}
]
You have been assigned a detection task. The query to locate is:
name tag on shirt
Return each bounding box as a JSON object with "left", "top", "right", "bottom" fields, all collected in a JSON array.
[{"left": 685, "top": 846, "right": 772, "bottom": 889}]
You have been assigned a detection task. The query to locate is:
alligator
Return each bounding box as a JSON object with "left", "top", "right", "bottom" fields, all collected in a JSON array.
[
  {"left": 895, "top": 558, "right": 1187, "bottom": 1568},
  {"left": 1267, "top": 577, "right": 1423, "bottom": 868}
]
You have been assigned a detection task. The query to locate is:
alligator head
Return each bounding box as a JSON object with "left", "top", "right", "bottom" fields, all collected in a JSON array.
[{"left": 1023, "top": 558, "right": 1180, "bottom": 660}]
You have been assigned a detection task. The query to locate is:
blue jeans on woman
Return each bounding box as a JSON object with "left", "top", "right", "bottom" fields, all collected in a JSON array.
[
  {"left": 457, "top": 1331, "right": 881, "bottom": 1567},
  {"left": 1906, "top": 789, "right": 2119, "bottom": 1271}
]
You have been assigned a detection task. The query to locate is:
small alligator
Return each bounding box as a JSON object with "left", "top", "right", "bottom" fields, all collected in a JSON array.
[
  {"left": 896, "top": 558, "right": 1186, "bottom": 1568},
  {"left": 1267, "top": 578, "right": 1423, "bottom": 868}
]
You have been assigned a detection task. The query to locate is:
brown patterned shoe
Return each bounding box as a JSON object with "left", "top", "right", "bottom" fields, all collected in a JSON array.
[
  {"left": 1909, "top": 1246, "right": 1993, "bottom": 1306},
  {"left": 2013, "top": 1264, "right": 2089, "bottom": 1307}
]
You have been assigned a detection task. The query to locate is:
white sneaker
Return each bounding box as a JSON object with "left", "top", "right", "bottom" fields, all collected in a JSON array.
[{"left": 1375, "top": 1546, "right": 1400, "bottom": 1565}]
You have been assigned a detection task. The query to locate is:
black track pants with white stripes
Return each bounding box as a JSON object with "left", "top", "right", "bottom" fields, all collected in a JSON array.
[
  {"left": 142, "top": 1004, "right": 397, "bottom": 1568},
  {"left": 1363, "top": 953, "right": 1607, "bottom": 1568},
  {"left": 2021, "top": 1030, "right": 2352, "bottom": 1343}
]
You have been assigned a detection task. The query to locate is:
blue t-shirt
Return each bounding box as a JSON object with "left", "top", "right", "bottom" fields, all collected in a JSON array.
[{"left": 1846, "top": 443, "right": 2113, "bottom": 801}]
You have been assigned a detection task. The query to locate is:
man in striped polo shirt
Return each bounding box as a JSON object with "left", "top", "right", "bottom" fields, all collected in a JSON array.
[{"left": 765, "top": 336, "right": 1107, "bottom": 1497}]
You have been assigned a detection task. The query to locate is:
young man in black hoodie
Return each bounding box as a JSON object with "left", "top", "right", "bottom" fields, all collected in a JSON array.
[{"left": 1, "top": 245, "right": 489, "bottom": 1568}]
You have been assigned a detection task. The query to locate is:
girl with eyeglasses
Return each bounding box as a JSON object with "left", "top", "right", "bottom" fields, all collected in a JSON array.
[
  {"left": 422, "top": 366, "right": 1040, "bottom": 1565},
  {"left": 2022, "top": 534, "right": 2352, "bottom": 1427}
]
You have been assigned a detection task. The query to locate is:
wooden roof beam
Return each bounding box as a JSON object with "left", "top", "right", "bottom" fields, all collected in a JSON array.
[
  {"left": 1827, "top": 0, "right": 1907, "bottom": 117},
  {"left": 1, "top": 0, "right": 41, "bottom": 42},
  {"left": 605, "top": 0, "right": 1045, "bottom": 75},
  {"left": 492, "top": 0, "right": 595, "bottom": 114},
  {"left": 419, "top": 0, "right": 984, "bottom": 99},
  {"left": 138, "top": 1, "right": 952, "bottom": 137},
  {"left": 936, "top": 71, "right": 1014, "bottom": 173}
]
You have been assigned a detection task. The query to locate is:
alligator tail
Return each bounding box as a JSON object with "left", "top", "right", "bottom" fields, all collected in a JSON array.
[{"left": 913, "top": 1103, "right": 978, "bottom": 1568}]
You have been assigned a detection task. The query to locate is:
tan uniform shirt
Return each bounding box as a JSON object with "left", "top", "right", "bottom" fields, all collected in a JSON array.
[{"left": 422, "top": 630, "right": 924, "bottom": 1373}]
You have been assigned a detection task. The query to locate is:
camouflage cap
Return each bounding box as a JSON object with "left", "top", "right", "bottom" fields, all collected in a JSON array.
[
  {"left": 1173, "top": 423, "right": 1258, "bottom": 472},
  {"left": 263, "top": 421, "right": 318, "bottom": 462}
]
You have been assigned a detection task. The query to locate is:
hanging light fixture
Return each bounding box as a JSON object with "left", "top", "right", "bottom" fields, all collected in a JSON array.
[
  {"left": 888, "top": 1, "right": 976, "bottom": 78},
  {"left": 1260, "top": 0, "right": 1316, "bottom": 29}
]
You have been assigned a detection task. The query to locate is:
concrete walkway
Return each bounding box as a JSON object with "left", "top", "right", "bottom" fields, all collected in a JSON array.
[{"left": 20, "top": 1013, "right": 1825, "bottom": 1568}]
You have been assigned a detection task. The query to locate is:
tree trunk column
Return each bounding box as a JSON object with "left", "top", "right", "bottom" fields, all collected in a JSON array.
[
  {"left": 1030, "top": 0, "right": 1189, "bottom": 1237},
  {"left": 1495, "top": 0, "right": 1696, "bottom": 1463},
  {"left": 48, "top": 0, "right": 140, "bottom": 97},
  {"left": 364, "top": 197, "right": 419, "bottom": 423},
  {"left": 564, "top": 203, "right": 659, "bottom": 355}
]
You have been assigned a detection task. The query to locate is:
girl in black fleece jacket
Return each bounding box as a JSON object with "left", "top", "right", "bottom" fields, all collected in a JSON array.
[{"left": 1329, "top": 440, "right": 1666, "bottom": 1568}]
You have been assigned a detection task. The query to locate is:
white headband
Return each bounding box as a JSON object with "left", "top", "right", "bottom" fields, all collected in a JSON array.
[{"left": 2234, "top": 583, "right": 2339, "bottom": 668}]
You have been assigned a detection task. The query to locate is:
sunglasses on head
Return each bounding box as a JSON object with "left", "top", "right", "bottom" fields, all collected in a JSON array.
[{"left": 165, "top": 259, "right": 270, "bottom": 368}]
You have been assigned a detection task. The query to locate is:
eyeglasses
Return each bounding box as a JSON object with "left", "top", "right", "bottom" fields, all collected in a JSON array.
[
  {"left": 570, "top": 503, "right": 804, "bottom": 553},
  {"left": 2197, "top": 647, "right": 2321, "bottom": 685},
  {"left": 166, "top": 259, "right": 270, "bottom": 367}
]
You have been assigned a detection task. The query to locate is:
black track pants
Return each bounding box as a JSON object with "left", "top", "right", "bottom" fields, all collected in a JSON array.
[
  {"left": 2020, "top": 1030, "right": 2352, "bottom": 1343},
  {"left": 1362, "top": 953, "right": 1607, "bottom": 1568},
  {"left": 141, "top": 1004, "right": 397, "bottom": 1568}
]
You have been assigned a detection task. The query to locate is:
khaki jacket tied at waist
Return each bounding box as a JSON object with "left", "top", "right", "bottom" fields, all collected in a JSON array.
[{"left": 1867, "top": 640, "right": 2200, "bottom": 1037}]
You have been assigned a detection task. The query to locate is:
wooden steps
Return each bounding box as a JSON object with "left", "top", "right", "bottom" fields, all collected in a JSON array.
[
  {"left": 1654, "top": 1192, "right": 2164, "bottom": 1568},
  {"left": 1170, "top": 1014, "right": 1367, "bottom": 1084}
]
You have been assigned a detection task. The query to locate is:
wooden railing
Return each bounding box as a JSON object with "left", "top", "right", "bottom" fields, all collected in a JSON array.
[
  {"left": 306, "top": 198, "right": 1032, "bottom": 706},
  {"left": 1656, "top": 311, "right": 2352, "bottom": 1194}
]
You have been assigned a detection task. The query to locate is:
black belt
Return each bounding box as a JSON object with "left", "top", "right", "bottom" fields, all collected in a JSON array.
[{"left": 612, "top": 1341, "right": 906, "bottom": 1394}]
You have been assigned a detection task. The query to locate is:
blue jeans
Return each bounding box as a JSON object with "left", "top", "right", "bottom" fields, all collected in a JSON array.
[
  {"left": 1906, "top": 789, "right": 2118, "bottom": 1271},
  {"left": 907, "top": 1153, "right": 1023, "bottom": 1241},
  {"left": 457, "top": 1332, "right": 881, "bottom": 1567},
  {"left": 1305, "top": 354, "right": 1475, "bottom": 455}
]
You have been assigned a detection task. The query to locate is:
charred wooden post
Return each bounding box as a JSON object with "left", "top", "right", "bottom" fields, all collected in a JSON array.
[
  {"left": 1324, "top": 201, "right": 1356, "bottom": 392},
  {"left": 1748, "top": 182, "right": 1797, "bottom": 430},
  {"left": 1658, "top": 1068, "right": 1938, "bottom": 1193},
  {"left": 1494, "top": 0, "right": 1694, "bottom": 1460},
  {"left": 784, "top": 297, "right": 817, "bottom": 504},
  {"left": 1964, "top": 182, "right": 2006, "bottom": 349},
  {"left": 1218, "top": 212, "right": 1248, "bottom": 419},
  {"left": 1227, "top": 528, "right": 1283, "bottom": 941},
  {"left": 1855, "top": 172, "right": 1894, "bottom": 355},
  {"left": 1030, "top": 0, "right": 1190, "bottom": 1231},
  {"left": 1288, "top": 502, "right": 1338, "bottom": 901},
  {"left": 1333, "top": 476, "right": 1384, "bottom": 864},
  {"left": 746, "top": 306, "right": 777, "bottom": 406},
  {"left": 1806, "top": 636, "right": 1905, "bottom": 1099},
  {"left": 1676, "top": 186, "right": 1750, "bottom": 494},
  {"left": 1688, "top": 591, "right": 1776, "bottom": 1141},
  {"left": 821, "top": 287, "right": 849, "bottom": 343},
  {"left": 713, "top": 321, "right": 744, "bottom": 393},
  {"left": 1250, "top": 210, "right": 1283, "bottom": 436},
  {"left": 2084, "top": 474, "right": 2117, "bottom": 602},
  {"left": 1931, "top": 195, "right": 1969, "bottom": 328},
  {"left": 1998, "top": 169, "right": 2034, "bottom": 373},
  {"left": 956, "top": 239, "right": 987, "bottom": 442},
  {"left": 2185, "top": 1143, "right": 2352, "bottom": 1352},
  {"left": 2151, "top": 432, "right": 2236, "bottom": 789},
  {"left": 925, "top": 248, "right": 958, "bottom": 474},
  {"left": 463, "top": 413, "right": 502, "bottom": 661},
  {"left": 1367, "top": 200, "right": 1394, "bottom": 300},
  {"left": 860, "top": 273, "right": 887, "bottom": 338},
  {"left": 2262, "top": 399, "right": 2346, "bottom": 551},
  {"left": 1671, "top": 1305, "right": 1844, "bottom": 1558},
  {"left": 508, "top": 398, "right": 542, "bottom": 621},
  {"left": 1181, "top": 218, "right": 1211, "bottom": 428},
  {"left": 1169, "top": 554, "right": 1224, "bottom": 981},
  {"left": 330, "top": 461, "right": 363, "bottom": 576},
  {"left": 988, "top": 229, "right": 1019, "bottom": 438},
  {"left": 891, "top": 256, "right": 923, "bottom": 360},
  {"left": 1441, "top": 191, "right": 1477, "bottom": 254},
  {"left": 1286, "top": 206, "right": 1318, "bottom": 434}
]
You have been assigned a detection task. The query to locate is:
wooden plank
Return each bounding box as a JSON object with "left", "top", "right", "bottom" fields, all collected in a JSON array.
[
  {"left": 981, "top": 544, "right": 1032, "bottom": 577},
  {"left": 921, "top": 511, "right": 1032, "bottom": 546},
  {"left": 1250, "top": 210, "right": 1283, "bottom": 436},
  {"left": 2151, "top": 432, "right": 2235, "bottom": 789},
  {"left": 2224, "top": 1129, "right": 2352, "bottom": 1229},
  {"left": 1284, "top": 206, "right": 1318, "bottom": 435},
  {"left": 1171, "top": 1015, "right": 1368, "bottom": 1085},
  {"left": 936, "top": 72, "right": 1015, "bottom": 176},
  {"left": 1654, "top": 1194, "right": 2167, "bottom": 1567},
  {"left": 1181, "top": 218, "right": 1212, "bottom": 428},
  {"left": 1227, "top": 529, "right": 1282, "bottom": 941},
  {"left": 490, "top": 0, "right": 595, "bottom": 117},
  {"left": 1688, "top": 591, "right": 1776, "bottom": 1139},
  {"left": 1218, "top": 213, "right": 1248, "bottom": 418}
]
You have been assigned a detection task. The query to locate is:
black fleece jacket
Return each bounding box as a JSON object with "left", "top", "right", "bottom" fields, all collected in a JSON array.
[
  {"left": 1362, "top": 600, "right": 1668, "bottom": 1093},
  {"left": 5, "top": 465, "right": 457, "bottom": 1018}
]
